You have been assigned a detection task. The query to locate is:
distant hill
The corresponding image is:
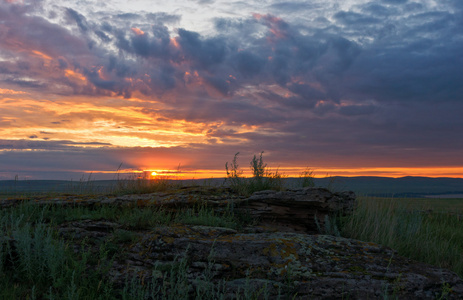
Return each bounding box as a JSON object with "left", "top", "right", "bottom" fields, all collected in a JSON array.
[
  {"left": 309, "top": 176, "right": 463, "bottom": 197},
  {"left": 0, "top": 180, "right": 116, "bottom": 196},
  {"left": 1, "top": 176, "right": 463, "bottom": 198}
]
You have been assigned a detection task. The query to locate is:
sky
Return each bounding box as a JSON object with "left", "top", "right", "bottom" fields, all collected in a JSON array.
[{"left": 1, "top": 0, "right": 463, "bottom": 180}]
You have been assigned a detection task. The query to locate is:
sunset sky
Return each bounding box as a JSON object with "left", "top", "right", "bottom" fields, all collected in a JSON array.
[{"left": 1, "top": 0, "right": 463, "bottom": 180}]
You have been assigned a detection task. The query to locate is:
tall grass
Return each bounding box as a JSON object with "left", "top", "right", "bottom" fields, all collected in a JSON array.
[
  {"left": 112, "top": 174, "right": 177, "bottom": 195},
  {"left": 225, "top": 152, "right": 286, "bottom": 196},
  {"left": 0, "top": 205, "right": 115, "bottom": 299},
  {"left": 0, "top": 201, "right": 271, "bottom": 299},
  {"left": 342, "top": 196, "right": 463, "bottom": 278}
]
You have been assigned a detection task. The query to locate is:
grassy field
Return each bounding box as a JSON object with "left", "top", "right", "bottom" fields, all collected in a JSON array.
[
  {"left": 377, "top": 196, "right": 463, "bottom": 212},
  {"left": 342, "top": 195, "right": 463, "bottom": 279}
]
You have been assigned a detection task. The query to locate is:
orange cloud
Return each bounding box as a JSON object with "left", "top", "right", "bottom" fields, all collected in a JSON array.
[
  {"left": 131, "top": 27, "right": 145, "bottom": 35},
  {"left": 65, "top": 69, "right": 87, "bottom": 82},
  {"left": 170, "top": 37, "right": 180, "bottom": 49},
  {"left": 96, "top": 66, "right": 109, "bottom": 80},
  {"left": 0, "top": 91, "right": 214, "bottom": 149},
  {"left": 0, "top": 88, "right": 27, "bottom": 95},
  {"left": 31, "top": 50, "right": 52, "bottom": 61}
]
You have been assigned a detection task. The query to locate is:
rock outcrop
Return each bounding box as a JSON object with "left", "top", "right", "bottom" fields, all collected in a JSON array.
[
  {"left": 55, "top": 221, "right": 463, "bottom": 299},
  {"left": 236, "top": 188, "right": 355, "bottom": 233},
  {"left": 2, "top": 186, "right": 355, "bottom": 234}
]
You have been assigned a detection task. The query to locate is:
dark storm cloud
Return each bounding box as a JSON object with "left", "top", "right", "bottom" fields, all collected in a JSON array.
[
  {"left": 231, "top": 51, "right": 266, "bottom": 78},
  {"left": 129, "top": 25, "right": 172, "bottom": 57},
  {"left": 177, "top": 29, "right": 228, "bottom": 68},
  {"left": 85, "top": 69, "right": 116, "bottom": 90}
]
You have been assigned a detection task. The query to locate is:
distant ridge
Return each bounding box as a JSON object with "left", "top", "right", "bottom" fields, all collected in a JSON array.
[{"left": 309, "top": 176, "right": 463, "bottom": 197}]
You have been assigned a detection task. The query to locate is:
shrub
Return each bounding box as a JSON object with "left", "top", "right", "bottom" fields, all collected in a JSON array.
[
  {"left": 225, "top": 152, "right": 286, "bottom": 196},
  {"left": 299, "top": 167, "right": 315, "bottom": 188}
]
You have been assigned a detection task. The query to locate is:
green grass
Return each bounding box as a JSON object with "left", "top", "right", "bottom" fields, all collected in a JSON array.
[
  {"left": 0, "top": 206, "right": 116, "bottom": 299},
  {"left": 0, "top": 198, "right": 257, "bottom": 299},
  {"left": 0, "top": 207, "right": 276, "bottom": 299},
  {"left": 382, "top": 196, "right": 463, "bottom": 212},
  {"left": 342, "top": 196, "right": 463, "bottom": 278}
]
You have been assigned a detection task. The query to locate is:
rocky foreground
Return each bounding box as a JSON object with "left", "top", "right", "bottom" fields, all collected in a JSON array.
[{"left": 3, "top": 186, "right": 463, "bottom": 299}]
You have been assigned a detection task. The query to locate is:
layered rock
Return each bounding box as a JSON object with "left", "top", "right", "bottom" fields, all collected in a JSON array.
[{"left": 235, "top": 188, "right": 355, "bottom": 233}]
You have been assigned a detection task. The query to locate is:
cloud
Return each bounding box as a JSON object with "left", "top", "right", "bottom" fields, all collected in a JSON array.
[
  {"left": 231, "top": 51, "right": 266, "bottom": 77},
  {"left": 0, "top": 139, "right": 111, "bottom": 151},
  {"left": 2, "top": 1, "right": 462, "bottom": 109},
  {"left": 66, "top": 8, "right": 89, "bottom": 32},
  {"left": 177, "top": 28, "right": 228, "bottom": 68},
  {"left": 268, "top": 2, "right": 321, "bottom": 13},
  {"left": 334, "top": 10, "right": 381, "bottom": 26},
  {"left": 382, "top": 0, "right": 407, "bottom": 4},
  {"left": 1, "top": 0, "right": 463, "bottom": 178}
]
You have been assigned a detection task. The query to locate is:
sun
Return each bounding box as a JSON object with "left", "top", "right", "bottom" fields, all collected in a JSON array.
[{"left": 151, "top": 171, "right": 157, "bottom": 177}]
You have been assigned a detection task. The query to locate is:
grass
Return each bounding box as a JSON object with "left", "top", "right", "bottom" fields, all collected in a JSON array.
[
  {"left": 112, "top": 175, "right": 177, "bottom": 195},
  {"left": 0, "top": 205, "right": 116, "bottom": 299},
  {"left": 0, "top": 198, "right": 257, "bottom": 299},
  {"left": 0, "top": 201, "right": 287, "bottom": 299},
  {"left": 342, "top": 196, "right": 463, "bottom": 278},
  {"left": 225, "top": 152, "right": 288, "bottom": 196}
]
